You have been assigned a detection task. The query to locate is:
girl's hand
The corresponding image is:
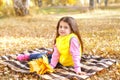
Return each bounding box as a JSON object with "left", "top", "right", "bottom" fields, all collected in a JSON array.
[{"left": 76, "top": 72, "right": 86, "bottom": 75}]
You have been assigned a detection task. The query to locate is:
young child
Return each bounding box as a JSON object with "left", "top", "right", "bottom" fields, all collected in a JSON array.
[{"left": 50, "top": 16, "right": 85, "bottom": 75}]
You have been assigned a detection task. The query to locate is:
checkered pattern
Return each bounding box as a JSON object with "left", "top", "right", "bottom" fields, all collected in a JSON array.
[{"left": 0, "top": 48, "right": 116, "bottom": 80}]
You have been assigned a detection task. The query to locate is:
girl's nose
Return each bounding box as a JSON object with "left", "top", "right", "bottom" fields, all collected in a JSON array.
[{"left": 61, "top": 27, "right": 64, "bottom": 30}]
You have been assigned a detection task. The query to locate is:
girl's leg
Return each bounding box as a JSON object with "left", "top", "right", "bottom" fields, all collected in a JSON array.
[{"left": 47, "top": 53, "right": 52, "bottom": 63}]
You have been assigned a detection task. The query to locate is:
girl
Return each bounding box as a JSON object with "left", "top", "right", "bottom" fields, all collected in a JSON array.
[{"left": 50, "top": 16, "right": 85, "bottom": 75}]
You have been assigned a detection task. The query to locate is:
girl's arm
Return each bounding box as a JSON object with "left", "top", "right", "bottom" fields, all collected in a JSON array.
[
  {"left": 70, "top": 37, "right": 81, "bottom": 73},
  {"left": 50, "top": 45, "right": 60, "bottom": 68}
]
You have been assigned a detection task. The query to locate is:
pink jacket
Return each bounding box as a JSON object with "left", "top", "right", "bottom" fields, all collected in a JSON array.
[{"left": 50, "top": 37, "right": 81, "bottom": 73}]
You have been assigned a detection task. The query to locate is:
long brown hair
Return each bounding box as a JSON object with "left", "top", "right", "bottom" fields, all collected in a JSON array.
[{"left": 54, "top": 16, "right": 83, "bottom": 52}]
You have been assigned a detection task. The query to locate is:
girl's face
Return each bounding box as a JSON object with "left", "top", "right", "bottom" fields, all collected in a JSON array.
[{"left": 58, "top": 21, "right": 71, "bottom": 36}]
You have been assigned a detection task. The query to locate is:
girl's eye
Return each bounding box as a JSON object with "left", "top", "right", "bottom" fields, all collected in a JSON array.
[
  {"left": 64, "top": 26, "right": 68, "bottom": 29},
  {"left": 59, "top": 25, "right": 69, "bottom": 29},
  {"left": 59, "top": 25, "right": 62, "bottom": 28}
]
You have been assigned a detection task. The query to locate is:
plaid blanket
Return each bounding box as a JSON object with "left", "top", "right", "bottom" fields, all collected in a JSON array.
[{"left": 0, "top": 48, "right": 116, "bottom": 80}]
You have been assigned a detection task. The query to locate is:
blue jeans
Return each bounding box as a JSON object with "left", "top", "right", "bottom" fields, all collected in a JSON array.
[
  {"left": 29, "top": 52, "right": 61, "bottom": 67},
  {"left": 29, "top": 52, "right": 52, "bottom": 63}
]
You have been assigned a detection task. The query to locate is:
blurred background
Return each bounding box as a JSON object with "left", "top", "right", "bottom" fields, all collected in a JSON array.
[{"left": 0, "top": 0, "right": 120, "bottom": 16}]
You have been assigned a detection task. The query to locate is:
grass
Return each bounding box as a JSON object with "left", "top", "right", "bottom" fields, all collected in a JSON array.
[{"left": 0, "top": 4, "right": 120, "bottom": 80}]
